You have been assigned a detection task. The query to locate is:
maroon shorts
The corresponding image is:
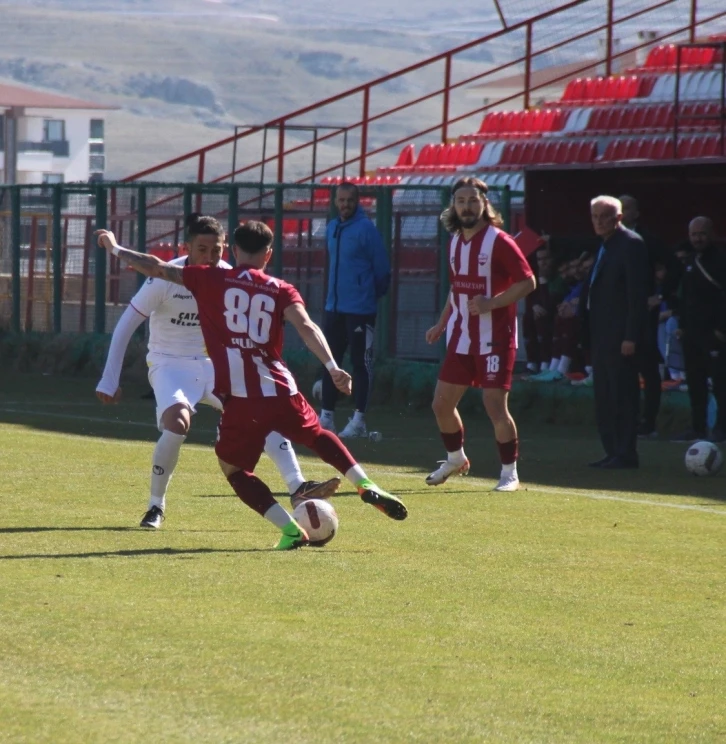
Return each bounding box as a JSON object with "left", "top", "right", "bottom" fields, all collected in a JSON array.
[
  {"left": 439, "top": 347, "right": 517, "bottom": 390},
  {"left": 215, "top": 393, "right": 321, "bottom": 471}
]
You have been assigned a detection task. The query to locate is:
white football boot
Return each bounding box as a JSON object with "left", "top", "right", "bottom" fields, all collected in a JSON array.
[
  {"left": 339, "top": 418, "right": 367, "bottom": 438},
  {"left": 493, "top": 470, "right": 520, "bottom": 492},
  {"left": 425, "top": 458, "right": 470, "bottom": 486}
]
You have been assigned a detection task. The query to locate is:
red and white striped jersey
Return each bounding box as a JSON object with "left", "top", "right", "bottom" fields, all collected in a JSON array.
[
  {"left": 183, "top": 264, "right": 302, "bottom": 399},
  {"left": 446, "top": 225, "right": 533, "bottom": 354}
]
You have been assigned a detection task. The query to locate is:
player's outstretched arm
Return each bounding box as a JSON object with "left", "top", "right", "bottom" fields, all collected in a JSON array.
[
  {"left": 95, "top": 229, "right": 184, "bottom": 285},
  {"left": 96, "top": 304, "right": 146, "bottom": 404},
  {"left": 284, "top": 302, "right": 352, "bottom": 395}
]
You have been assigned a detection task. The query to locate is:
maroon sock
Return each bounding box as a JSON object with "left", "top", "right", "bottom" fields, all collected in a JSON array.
[
  {"left": 309, "top": 430, "right": 357, "bottom": 475},
  {"left": 227, "top": 470, "right": 276, "bottom": 516},
  {"left": 497, "top": 438, "right": 519, "bottom": 465},
  {"left": 441, "top": 428, "right": 464, "bottom": 452}
]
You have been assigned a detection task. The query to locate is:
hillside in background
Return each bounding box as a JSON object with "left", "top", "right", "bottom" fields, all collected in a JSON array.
[
  {"left": 1, "top": 0, "right": 723, "bottom": 180},
  {"left": 0, "top": 0, "right": 507, "bottom": 179}
]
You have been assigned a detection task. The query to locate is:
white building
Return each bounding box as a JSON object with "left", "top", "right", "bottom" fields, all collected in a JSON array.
[{"left": 0, "top": 82, "right": 114, "bottom": 185}]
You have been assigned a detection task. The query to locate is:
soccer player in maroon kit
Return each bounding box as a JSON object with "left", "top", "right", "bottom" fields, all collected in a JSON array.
[
  {"left": 425, "top": 178, "right": 536, "bottom": 491},
  {"left": 96, "top": 221, "right": 407, "bottom": 550}
]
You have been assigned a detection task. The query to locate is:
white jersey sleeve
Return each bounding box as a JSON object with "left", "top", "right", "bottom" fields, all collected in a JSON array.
[{"left": 96, "top": 304, "right": 146, "bottom": 396}]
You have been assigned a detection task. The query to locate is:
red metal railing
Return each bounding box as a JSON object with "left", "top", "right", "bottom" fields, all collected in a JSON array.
[{"left": 122, "top": 0, "right": 724, "bottom": 185}]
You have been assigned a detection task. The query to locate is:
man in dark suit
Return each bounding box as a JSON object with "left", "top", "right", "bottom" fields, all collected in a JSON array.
[{"left": 582, "top": 196, "right": 649, "bottom": 468}]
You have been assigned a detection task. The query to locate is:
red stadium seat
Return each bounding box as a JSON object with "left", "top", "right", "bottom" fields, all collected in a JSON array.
[
  {"left": 414, "top": 143, "right": 436, "bottom": 169},
  {"left": 600, "top": 140, "right": 618, "bottom": 160},
  {"left": 540, "top": 141, "right": 559, "bottom": 163},
  {"left": 563, "top": 78, "right": 587, "bottom": 102},
  {"left": 615, "top": 107, "right": 636, "bottom": 133},
  {"left": 635, "top": 76, "right": 657, "bottom": 97},
  {"left": 498, "top": 143, "right": 517, "bottom": 166},
  {"left": 394, "top": 143, "right": 415, "bottom": 167},
  {"left": 645, "top": 45, "right": 669, "bottom": 70},
  {"left": 702, "top": 136, "right": 722, "bottom": 156},
  {"left": 477, "top": 112, "right": 498, "bottom": 135}
]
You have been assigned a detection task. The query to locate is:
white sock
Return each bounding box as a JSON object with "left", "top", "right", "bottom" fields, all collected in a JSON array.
[
  {"left": 585, "top": 365, "right": 593, "bottom": 377},
  {"left": 549, "top": 358, "right": 560, "bottom": 372},
  {"left": 320, "top": 409, "right": 334, "bottom": 419},
  {"left": 540, "top": 361, "right": 549, "bottom": 372},
  {"left": 264, "top": 431, "right": 305, "bottom": 495},
  {"left": 149, "top": 430, "right": 186, "bottom": 510},
  {"left": 501, "top": 461, "right": 517, "bottom": 478},
  {"left": 352, "top": 410, "right": 365, "bottom": 424},
  {"left": 448, "top": 448, "right": 467, "bottom": 466},
  {"left": 558, "top": 356, "right": 571, "bottom": 374},
  {"left": 263, "top": 503, "right": 294, "bottom": 529},
  {"left": 527, "top": 362, "right": 537, "bottom": 372},
  {"left": 345, "top": 464, "right": 368, "bottom": 488}
]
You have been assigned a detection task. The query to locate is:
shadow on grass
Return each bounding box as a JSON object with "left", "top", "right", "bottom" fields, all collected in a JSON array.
[
  {"left": 0, "top": 547, "right": 271, "bottom": 560},
  {"left": 2, "top": 371, "right": 724, "bottom": 503},
  {"left": 0, "top": 546, "right": 372, "bottom": 560}
]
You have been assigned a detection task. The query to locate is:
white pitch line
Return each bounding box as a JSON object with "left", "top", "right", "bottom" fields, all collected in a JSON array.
[
  {"left": 0, "top": 407, "right": 159, "bottom": 429},
  {"left": 3, "top": 407, "right": 725, "bottom": 516},
  {"left": 373, "top": 469, "right": 726, "bottom": 516}
]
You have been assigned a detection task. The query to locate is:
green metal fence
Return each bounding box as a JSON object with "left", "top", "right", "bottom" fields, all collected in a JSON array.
[{"left": 0, "top": 181, "right": 516, "bottom": 361}]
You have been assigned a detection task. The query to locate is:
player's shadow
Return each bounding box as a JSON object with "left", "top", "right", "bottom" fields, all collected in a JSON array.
[
  {"left": 0, "top": 546, "right": 272, "bottom": 560},
  {"left": 0, "top": 546, "right": 372, "bottom": 560},
  {"left": 0, "top": 526, "right": 139, "bottom": 534}
]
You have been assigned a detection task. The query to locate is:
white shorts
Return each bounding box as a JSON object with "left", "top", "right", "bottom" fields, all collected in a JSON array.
[{"left": 148, "top": 356, "right": 221, "bottom": 430}]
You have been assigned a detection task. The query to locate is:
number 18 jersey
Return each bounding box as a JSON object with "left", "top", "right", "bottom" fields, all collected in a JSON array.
[{"left": 183, "top": 264, "right": 303, "bottom": 400}]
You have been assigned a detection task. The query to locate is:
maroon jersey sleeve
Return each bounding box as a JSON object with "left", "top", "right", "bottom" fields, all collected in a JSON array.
[
  {"left": 278, "top": 281, "right": 304, "bottom": 312},
  {"left": 495, "top": 232, "right": 535, "bottom": 283}
]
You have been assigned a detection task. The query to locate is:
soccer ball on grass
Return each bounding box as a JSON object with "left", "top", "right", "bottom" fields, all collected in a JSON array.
[
  {"left": 684, "top": 440, "right": 723, "bottom": 476},
  {"left": 292, "top": 499, "right": 339, "bottom": 546}
]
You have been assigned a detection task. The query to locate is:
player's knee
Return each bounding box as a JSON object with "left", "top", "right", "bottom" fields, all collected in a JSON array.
[{"left": 431, "top": 395, "right": 452, "bottom": 418}]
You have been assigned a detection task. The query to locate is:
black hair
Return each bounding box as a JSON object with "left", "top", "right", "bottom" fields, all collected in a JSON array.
[
  {"left": 186, "top": 212, "right": 224, "bottom": 239},
  {"left": 233, "top": 221, "right": 274, "bottom": 255},
  {"left": 337, "top": 182, "right": 360, "bottom": 199}
]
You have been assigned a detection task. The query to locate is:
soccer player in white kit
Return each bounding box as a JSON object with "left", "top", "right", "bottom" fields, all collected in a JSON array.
[{"left": 96, "top": 214, "right": 340, "bottom": 528}]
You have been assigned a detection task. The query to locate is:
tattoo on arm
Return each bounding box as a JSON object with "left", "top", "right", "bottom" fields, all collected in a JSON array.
[
  {"left": 160, "top": 265, "right": 184, "bottom": 285},
  {"left": 114, "top": 246, "right": 184, "bottom": 286}
]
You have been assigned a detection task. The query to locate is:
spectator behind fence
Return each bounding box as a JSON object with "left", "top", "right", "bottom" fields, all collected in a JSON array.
[
  {"left": 581, "top": 196, "right": 649, "bottom": 469},
  {"left": 523, "top": 241, "right": 565, "bottom": 375},
  {"left": 529, "top": 253, "right": 593, "bottom": 382},
  {"left": 619, "top": 194, "right": 671, "bottom": 438},
  {"left": 653, "top": 259, "right": 686, "bottom": 385},
  {"left": 318, "top": 182, "right": 391, "bottom": 439},
  {"left": 671, "top": 217, "right": 726, "bottom": 443}
]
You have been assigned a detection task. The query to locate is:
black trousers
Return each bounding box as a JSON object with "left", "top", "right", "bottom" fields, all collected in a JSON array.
[
  {"left": 321, "top": 311, "right": 376, "bottom": 413},
  {"left": 592, "top": 350, "right": 640, "bottom": 461},
  {"left": 638, "top": 313, "right": 662, "bottom": 430},
  {"left": 682, "top": 334, "right": 726, "bottom": 434}
]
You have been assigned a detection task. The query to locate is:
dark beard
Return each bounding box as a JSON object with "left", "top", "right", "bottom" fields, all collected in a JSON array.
[{"left": 459, "top": 215, "right": 479, "bottom": 229}]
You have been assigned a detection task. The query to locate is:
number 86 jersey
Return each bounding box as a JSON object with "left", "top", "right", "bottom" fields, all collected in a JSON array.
[{"left": 183, "top": 264, "right": 303, "bottom": 400}]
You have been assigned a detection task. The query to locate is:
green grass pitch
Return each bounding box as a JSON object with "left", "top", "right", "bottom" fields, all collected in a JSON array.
[{"left": 0, "top": 372, "right": 724, "bottom": 743}]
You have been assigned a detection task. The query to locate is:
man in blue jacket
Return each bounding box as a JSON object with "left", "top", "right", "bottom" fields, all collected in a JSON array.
[{"left": 319, "top": 182, "right": 391, "bottom": 437}]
